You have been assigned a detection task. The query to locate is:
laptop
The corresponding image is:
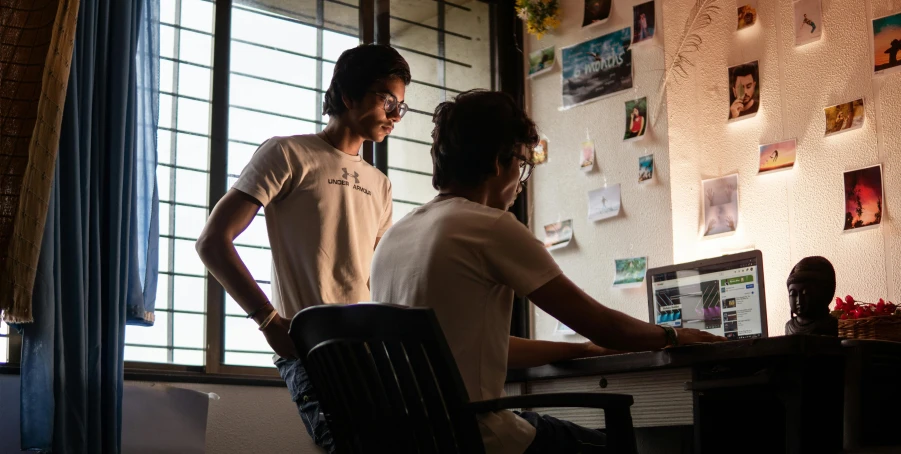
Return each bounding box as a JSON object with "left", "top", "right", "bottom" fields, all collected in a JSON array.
[{"left": 646, "top": 250, "right": 768, "bottom": 340}]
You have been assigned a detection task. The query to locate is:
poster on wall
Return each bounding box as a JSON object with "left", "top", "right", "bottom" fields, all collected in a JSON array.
[
  {"left": 639, "top": 154, "right": 654, "bottom": 183},
  {"left": 793, "top": 0, "right": 823, "bottom": 47},
  {"left": 579, "top": 139, "right": 596, "bottom": 171},
  {"left": 824, "top": 99, "right": 865, "bottom": 137},
  {"left": 843, "top": 164, "right": 883, "bottom": 232},
  {"left": 613, "top": 257, "right": 648, "bottom": 288},
  {"left": 528, "top": 46, "right": 556, "bottom": 78},
  {"left": 588, "top": 184, "right": 621, "bottom": 222},
  {"left": 736, "top": 0, "right": 759, "bottom": 31},
  {"left": 728, "top": 61, "right": 760, "bottom": 121},
  {"left": 561, "top": 28, "right": 633, "bottom": 110},
  {"left": 873, "top": 12, "right": 901, "bottom": 75},
  {"left": 533, "top": 135, "right": 549, "bottom": 165},
  {"left": 702, "top": 174, "right": 739, "bottom": 237},
  {"left": 632, "top": 1, "right": 656, "bottom": 44},
  {"left": 583, "top": 0, "right": 612, "bottom": 28},
  {"left": 624, "top": 97, "right": 648, "bottom": 141},
  {"left": 543, "top": 219, "right": 574, "bottom": 251},
  {"left": 758, "top": 139, "right": 796, "bottom": 174}
]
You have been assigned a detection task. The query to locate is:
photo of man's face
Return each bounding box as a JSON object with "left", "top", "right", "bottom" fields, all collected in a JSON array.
[{"left": 733, "top": 74, "right": 756, "bottom": 104}]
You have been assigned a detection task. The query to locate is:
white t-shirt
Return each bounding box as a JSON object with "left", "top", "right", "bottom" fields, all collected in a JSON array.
[
  {"left": 370, "top": 197, "right": 562, "bottom": 454},
  {"left": 233, "top": 134, "right": 392, "bottom": 319}
]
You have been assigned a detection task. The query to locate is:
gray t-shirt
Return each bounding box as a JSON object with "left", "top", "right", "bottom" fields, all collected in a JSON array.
[
  {"left": 233, "top": 134, "right": 392, "bottom": 318},
  {"left": 371, "top": 197, "right": 562, "bottom": 454}
]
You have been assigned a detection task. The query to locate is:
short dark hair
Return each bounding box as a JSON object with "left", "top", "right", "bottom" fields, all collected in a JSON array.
[
  {"left": 430, "top": 90, "right": 539, "bottom": 189},
  {"left": 730, "top": 63, "right": 758, "bottom": 87},
  {"left": 322, "top": 44, "right": 411, "bottom": 116}
]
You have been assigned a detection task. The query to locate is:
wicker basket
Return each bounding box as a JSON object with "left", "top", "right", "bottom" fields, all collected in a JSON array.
[{"left": 838, "top": 316, "right": 901, "bottom": 342}]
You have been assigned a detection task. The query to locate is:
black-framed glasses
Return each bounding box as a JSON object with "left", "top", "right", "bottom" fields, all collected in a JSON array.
[
  {"left": 516, "top": 155, "right": 534, "bottom": 184},
  {"left": 371, "top": 91, "right": 408, "bottom": 119}
]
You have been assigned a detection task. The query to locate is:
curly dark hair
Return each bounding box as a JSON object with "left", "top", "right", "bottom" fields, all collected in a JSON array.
[
  {"left": 322, "top": 44, "right": 411, "bottom": 116},
  {"left": 430, "top": 90, "right": 539, "bottom": 189}
]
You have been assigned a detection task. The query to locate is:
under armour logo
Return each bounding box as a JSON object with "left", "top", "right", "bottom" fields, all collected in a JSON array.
[{"left": 342, "top": 168, "right": 360, "bottom": 184}]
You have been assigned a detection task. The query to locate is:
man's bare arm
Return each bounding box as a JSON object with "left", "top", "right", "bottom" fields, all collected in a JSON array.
[{"left": 507, "top": 336, "right": 619, "bottom": 369}]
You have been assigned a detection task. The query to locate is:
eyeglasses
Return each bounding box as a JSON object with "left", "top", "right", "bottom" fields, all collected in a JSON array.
[
  {"left": 371, "top": 91, "right": 408, "bottom": 119},
  {"left": 516, "top": 155, "right": 534, "bottom": 184}
]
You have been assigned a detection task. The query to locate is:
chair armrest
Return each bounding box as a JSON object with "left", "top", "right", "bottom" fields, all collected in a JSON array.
[{"left": 467, "top": 392, "right": 634, "bottom": 414}]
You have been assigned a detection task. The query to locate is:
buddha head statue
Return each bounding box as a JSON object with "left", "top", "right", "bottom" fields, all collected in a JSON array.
[{"left": 785, "top": 256, "right": 838, "bottom": 336}]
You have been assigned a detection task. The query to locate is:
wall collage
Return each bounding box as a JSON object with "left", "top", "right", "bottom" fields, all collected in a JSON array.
[{"left": 521, "top": 0, "right": 900, "bottom": 303}]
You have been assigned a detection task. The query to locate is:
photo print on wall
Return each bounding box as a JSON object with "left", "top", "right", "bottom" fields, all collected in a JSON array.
[
  {"left": 613, "top": 257, "right": 648, "bottom": 288},
  {"left": 561, "top": 28, "right": 633, "bottom": 110},
  {"left": 793, "top": 0, "right": 823, "bottom": 46},
  {"left": 843, "top": 165, "right": 883, "bottom": 232},
  {"left": 728, "top": 61, "right": 760, "bottom": 121},
  {"left": 529, "top": 46, "right": 556, "bottom": 78},
  {"left": 736, "top": 0, "right": 759, "bottom": 31},
  {"left": 702, "top": 174, "right": 739, "bottom": 237},
  {"left": 624, "top": 97, "right": 648, "bottom": 141},
  {"left": 579, "top": 138, "right": 595, "bottom": 171},
  {"left": 544, "top": 219, "right": 574, "bottom": 251},
  {"left": 534, "top": 135, "right": 549, "bottom": 165},
  {"left": 583, "top": 0, "right": 612, "bottom": 28},
  {"left": 632, "top": 1, "right": 656, "bottom": 44},
  {"left": 873, "top": 11, "right": 901, "bottom": 75},
  {"left": 824, "top": 99, "right": 864, "bottom": 137},
  {"left": 588, "top": 184, "right": 621, "bottom": 222},
  {"left": 758, "top": 139, "right": 796, "bottom": 174},
  {"left": 639, "top": 154, "right": 654, "bottom": 183}
]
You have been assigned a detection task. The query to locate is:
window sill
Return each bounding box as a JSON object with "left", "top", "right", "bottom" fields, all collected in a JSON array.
[{"left": 0, "top": 363, "right": 285, "bottom": 388}]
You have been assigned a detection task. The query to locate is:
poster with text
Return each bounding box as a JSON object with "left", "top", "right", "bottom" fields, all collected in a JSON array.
[
  {"left": 702, "top": 174, "right": 739, "bottom": 237},
  {"left": 583, "top": 0, "right": 612, "bottom": 28},
  {"left": 758, "top": 139, "right": 796, "bottom": 174},
  {"left": 873, "top": 12, "right": 901, "bottom": 75},
  {"left": 613, "top": 257, "right": 648, "bottom": 288},
  {"left": 561, "top": 28, "right": 633, "bottom": 110},
  {"left": 843, "top": 165, "right": 883, "bottom": 232},
  {"left": 793, "top": 0, "right": 823, "bottom": 46},
  {"left": 588, "top": 184, "right": 621, "bottom": 222}
]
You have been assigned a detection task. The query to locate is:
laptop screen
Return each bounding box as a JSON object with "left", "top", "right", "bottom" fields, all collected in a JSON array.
[{"left": 648, "top": 252, "right": 766, "bottom": 340}]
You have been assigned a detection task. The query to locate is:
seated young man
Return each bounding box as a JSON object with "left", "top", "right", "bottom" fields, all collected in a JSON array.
[{"left": 370, "top": 90, "right": 724, "bottom": 454}]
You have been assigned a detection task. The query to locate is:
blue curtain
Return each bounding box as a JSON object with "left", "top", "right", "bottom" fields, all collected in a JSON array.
[{"left": 19, "top": 0, "right": 160, "bottom": 451}]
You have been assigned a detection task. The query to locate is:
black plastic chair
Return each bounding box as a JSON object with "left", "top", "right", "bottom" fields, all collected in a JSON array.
[{"left": 289, "top": 304, "right": 638, "bottom": 453}]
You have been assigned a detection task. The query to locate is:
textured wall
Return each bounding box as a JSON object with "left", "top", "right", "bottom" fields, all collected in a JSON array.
[
  {"left": 662, "top": 0, "right": 900, "bottom": 336},
  {"left": 525, "top": 0, "right": 673, "bottom": 341}
]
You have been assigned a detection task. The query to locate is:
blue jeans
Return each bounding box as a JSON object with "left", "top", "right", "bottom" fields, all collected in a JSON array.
[
  {"left": 516, "top": 411, "right": 608, "bottom": 453},
  {"left": 275, "top": 357, "right": 336, "bottom": 453}
]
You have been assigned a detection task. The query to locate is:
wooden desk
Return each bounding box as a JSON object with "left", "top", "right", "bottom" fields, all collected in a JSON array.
[{"left": 506, "top": 336, "right": 854, "bottom": 454}]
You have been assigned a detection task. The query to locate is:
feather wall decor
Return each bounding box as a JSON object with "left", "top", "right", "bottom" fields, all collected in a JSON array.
[{"left": 651, "top": 0, "right": 720, "bottom": 126}]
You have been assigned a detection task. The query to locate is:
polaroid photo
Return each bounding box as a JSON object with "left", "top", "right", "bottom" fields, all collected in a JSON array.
[
  {"left": 702, "top": 174, "right": 739, "bottom": 237},
  {"left": 580, "top": 140, "right": 595, "bottom": 171},
  {"left": 583, "top": 0, "right": 612, "bottom": 28},
  {"left": 873, "top": 12, "right": 901, "bottom": 75},
  {"left": 639, "top": 154, "right": 654, "bottom": 184},
  {"left": 793, "top": 0, "right": 823, "bottom": 47},
  {"left": 737, "top": 0, "right": 759, "bottom": 31},
  {"left": 624, "top": 97, "right": 648, "bottom": 141},
  {"left": 824, "top": 99, "right": 864, "bottom": 137},
  {"left": 843, "top": 164, "right": 883, "bottom": 233},
  {"left": 529, "top": 46, "right": 556, "bottom": 78},
  {"left": 613, "top": 257, "right": 648, "bottom": 289},
  {"left": 758, "top": 139, "right": 796, "bottom": 174},
  {"left": 588, "top": 184, "right": 621, "bottom": 222},
  {"left": 728, "top": 61, "right": 760, "bottom": 121},
  {"left": 632, "top": 1, "right": 656, "bottom": 45},
  {"left": 544, "top": 219, "right": 574, "bottom": 251}
]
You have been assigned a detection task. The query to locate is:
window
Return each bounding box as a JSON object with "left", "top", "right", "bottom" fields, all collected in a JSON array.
[
  {"left": 121, "top": 0, "right": 499, "bottom": 375},
  {"left": 387, "top": 0, "right": 492, "bottom": 221}
]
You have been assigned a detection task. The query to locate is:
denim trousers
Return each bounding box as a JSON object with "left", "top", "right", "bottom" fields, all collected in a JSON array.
[{"left": 275, "top": 357, "right": 336, "bottom": 453}]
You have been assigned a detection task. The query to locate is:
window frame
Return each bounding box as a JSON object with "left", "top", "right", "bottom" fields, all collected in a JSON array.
[{"left": 1, "top": 0, "right": 529, "bottom": 384}]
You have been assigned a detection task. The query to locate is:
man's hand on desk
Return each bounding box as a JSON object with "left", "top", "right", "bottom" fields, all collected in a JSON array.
[
  {"left": 674, "top": 328, "right": 727, "bottom": 346},
  {"left": 579, "top": 342, "right": 624, "bottom": 357}
]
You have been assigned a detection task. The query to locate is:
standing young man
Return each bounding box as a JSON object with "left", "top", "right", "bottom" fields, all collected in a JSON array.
[
  {"left": 370, "top": 90, "right": 724, "bottom": 454},
  {"left": 196, "top": 44, "right": 410, "bottom": 453}
]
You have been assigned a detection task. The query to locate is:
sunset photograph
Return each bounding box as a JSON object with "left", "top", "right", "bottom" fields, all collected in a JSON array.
[
  {"left": 758, "top": 139, "right": 796, "bottom": 174},
  {"left": 844, "top": 165, "right": 884, "bottom": 232}
]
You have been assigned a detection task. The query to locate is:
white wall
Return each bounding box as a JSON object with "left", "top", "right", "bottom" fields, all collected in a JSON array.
[
  {"left": 662, "top": 0, "right": 901, "bottom": 336},
  {"left": 525, "top": 0, "right": 673, "bottom": 341}
]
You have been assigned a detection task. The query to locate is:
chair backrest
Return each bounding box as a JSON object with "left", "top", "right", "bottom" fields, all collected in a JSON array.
[{"left": 289, "top": 304, "right": 486, "bottom": 454}]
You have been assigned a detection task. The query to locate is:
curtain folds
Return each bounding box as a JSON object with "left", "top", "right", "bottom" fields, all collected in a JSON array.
[{"left": 18, "top": 0, "right": 160, "bottom": 451}]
